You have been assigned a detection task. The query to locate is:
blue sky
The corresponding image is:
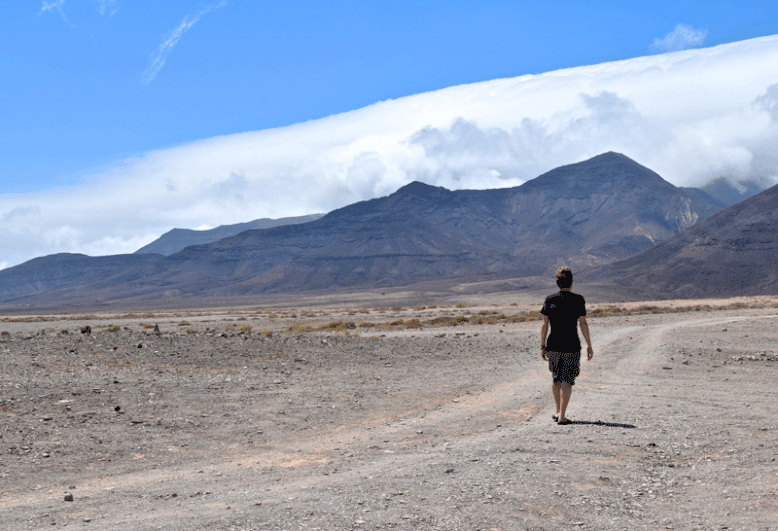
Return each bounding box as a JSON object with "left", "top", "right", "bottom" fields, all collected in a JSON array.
[
  {"left": 1, "top": 1, "right": 778, "bottom": 269},
  {"left": 3, "top": 0, "right": 778, "bottom": 193}
]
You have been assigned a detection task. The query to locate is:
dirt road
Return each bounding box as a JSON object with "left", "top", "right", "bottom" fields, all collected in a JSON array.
[{"left": 1, "top": 306, "right": 777, "bottom": 530}]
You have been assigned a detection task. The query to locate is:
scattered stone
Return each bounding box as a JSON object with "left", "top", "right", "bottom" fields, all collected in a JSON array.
[
  {"left": 64, "top": 493, "right": 74, "bottom": 502},
  {"left": 80, "top": 326, "right": 91, "bottom": 335}
]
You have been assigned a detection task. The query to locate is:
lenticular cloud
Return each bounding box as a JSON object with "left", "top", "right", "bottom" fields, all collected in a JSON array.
[{"left": 2, "top": 34, "right": 778, "bottom": 268}]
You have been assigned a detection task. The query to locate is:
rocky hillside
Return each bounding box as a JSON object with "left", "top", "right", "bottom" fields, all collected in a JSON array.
[{"left": 589, "top": 182, "right": 778, "bottom": 298}]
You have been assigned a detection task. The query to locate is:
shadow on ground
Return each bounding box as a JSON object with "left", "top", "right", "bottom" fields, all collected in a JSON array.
[{"left": 562, "top": 420, "right": 636, "bottom": 428}]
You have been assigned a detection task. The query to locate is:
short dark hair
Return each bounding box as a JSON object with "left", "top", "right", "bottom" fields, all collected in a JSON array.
[{"left": 555, "top": 266, "right": 573, "bottom": 289}]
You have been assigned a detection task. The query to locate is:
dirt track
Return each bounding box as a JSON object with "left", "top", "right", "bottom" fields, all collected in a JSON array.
[{"left": 2, "top": 304, "right": 778, "bottom": 530}]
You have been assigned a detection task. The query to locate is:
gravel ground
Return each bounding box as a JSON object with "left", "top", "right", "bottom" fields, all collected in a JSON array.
[{"left": 1, "top": 304, "right": 778, "bottom": 530}]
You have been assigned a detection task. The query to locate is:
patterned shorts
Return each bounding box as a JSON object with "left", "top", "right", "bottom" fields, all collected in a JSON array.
[{"left": 547, "top": 351, "right": 581, "bottom": 385}]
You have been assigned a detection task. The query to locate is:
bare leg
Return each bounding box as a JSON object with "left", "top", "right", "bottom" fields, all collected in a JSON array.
[
  {"left": 552, "top": 382, "right": 561, "bottom": 417},
  {"left": 558, "top": 383, "right": 572, "bottom": 421}
]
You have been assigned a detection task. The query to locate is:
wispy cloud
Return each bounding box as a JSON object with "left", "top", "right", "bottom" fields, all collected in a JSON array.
[
  {"left": 141, "top": 1, "right": 228, "bottom": 85},
  {"left": 94, "top": 0, "right": 118, "bottom": 16},
  {"left": 40, "top": 0, "right": 75, "bottom": 27},
  {"left": 652, "top": 24, "right": 707, "bottom": 52}
]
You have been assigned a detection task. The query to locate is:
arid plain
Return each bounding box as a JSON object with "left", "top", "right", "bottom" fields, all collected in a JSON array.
[{"left": 2, "top": 294, "right": 778, "bottom": 530}]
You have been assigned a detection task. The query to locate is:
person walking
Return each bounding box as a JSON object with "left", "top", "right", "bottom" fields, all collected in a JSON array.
[{"left": 540, "top": 266, "right": 593, "bottom": 425}]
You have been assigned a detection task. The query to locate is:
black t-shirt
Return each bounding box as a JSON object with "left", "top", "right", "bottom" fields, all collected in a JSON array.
[{"left": 540, "top": 291, "right": 586, "bottom": 353}]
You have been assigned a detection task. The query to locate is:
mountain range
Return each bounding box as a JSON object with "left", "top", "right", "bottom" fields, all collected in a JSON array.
[{"left": 1, "top": 152, "right": 773, "bottom": 308}]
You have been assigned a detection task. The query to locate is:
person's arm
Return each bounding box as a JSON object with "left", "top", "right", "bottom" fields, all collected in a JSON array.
[
  {"left": 579, "top": 316, "right": 594, "bottom": 360},
  {"left": 540, "top": 315, "right": 549, "bottom": 360}
]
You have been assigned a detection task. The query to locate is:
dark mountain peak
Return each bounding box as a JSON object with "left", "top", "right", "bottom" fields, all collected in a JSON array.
[
  {"left": 587, "top": 151, "right": 632, "bottom": 163},
  {"left": 519, "top": 152, "right": 673, "bottom": 197},
  {"left": 392, "top": 181, "right": 450, "bottom": 197}
]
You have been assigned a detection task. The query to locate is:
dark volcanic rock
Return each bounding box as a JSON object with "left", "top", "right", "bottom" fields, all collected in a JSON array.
[{"left": 592, "top": 183, "right": 778, "bottom": 297}]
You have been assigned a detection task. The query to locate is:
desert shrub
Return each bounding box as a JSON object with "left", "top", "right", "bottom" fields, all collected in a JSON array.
[
  {"left": 237, "top": 317, "right": 247, "bottom": 321},
  {"left": 455, "top": 303, "right": 467, "bottom": 308},
  {"left": 104, "top": 325, "right": 120, "bottom": 333},
  {"left": 389, "top": 320, "right": 404, "bottom": 326},
  {"left": 358, "top": 322, "right": 376, "bottom": 328},
  {"left": 142, "top": 324, "right": 155, "bottom": 329},
  {"left": 0, "top": 331, "right": 9, "bottom": 337},
  {"left": 239, "top": 325, "right": 252, "bottom": 333},
  {"left": 261, "top": 330, "right": 273, "bottom": 337},
  {"left": 391, "top": 306, "right": 404, "bottom": 312},
  {"left": 286, "top": 325, "right": 313, "bottom": 333},
  {"left": 317, "top": 321, "right": 356, "bottom": 331},
  {"left": 268, "top": 313, "right": 278, "bottom": 319},
  {"left": 413, "top": 306, "right": 426, "bottom": 311},
  {"left": 405, "top": 318, "right": 422, "bottom": 329},
  {"left": 426, "top": 315, "right": 470, "bottom": 327},
  {"left": 178, "top": 321, "right": 191, "bottom": 326},
  {"left": 186, "top": 328, "right": 198, "bottom": 334}
]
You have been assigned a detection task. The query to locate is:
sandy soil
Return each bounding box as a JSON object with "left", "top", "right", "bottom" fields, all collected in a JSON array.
[{"left": 2, "top": 299, "right": 778, "bottom": 530}]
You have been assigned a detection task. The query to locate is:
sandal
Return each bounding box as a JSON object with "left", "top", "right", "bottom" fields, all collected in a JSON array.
[{"left": 552, "top": 414, "right": 559, "bottom": 422}]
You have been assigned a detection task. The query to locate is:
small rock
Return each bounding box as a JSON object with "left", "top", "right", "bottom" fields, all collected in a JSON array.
[{"left": 64, "top": 493, "right": 74, "bottom": 502}]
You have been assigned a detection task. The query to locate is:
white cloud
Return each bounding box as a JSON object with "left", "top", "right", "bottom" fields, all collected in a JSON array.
[
  {"left": 141, "top": 1, "right": 227, "bottom": 85},
  {"left": 39, "top": 0, "right": 74, "bottom": 27},
  {"left": 652, "top": 24, "right": 707, "bottom": 52},
  {"left": 3, "top": 35, "right": 778, "bottom": 269}
]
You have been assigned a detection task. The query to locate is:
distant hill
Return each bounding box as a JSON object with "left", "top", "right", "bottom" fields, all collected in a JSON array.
[
  {"left": 0, "top": 253, "right": 162, "bottom": 303},
  {"left": 591, "top": 182, "right": 778, "bottom": 298},
  {"left": 0, "top": 152, "right": 724, "bottom": 307},
  {"left": 696, "top": 177, "right": 770, "bottom": 208},
  {"left": 135, "top": 213, "right": 326, "bottom": 256}
]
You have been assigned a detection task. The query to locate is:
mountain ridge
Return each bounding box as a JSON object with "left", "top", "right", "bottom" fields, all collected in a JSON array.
[
  {"left": 135, "top": 213, "right": 326, "bottom": 256},
  {"left": 0, "top": 152, "right": 726, "bottom": 307}
]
